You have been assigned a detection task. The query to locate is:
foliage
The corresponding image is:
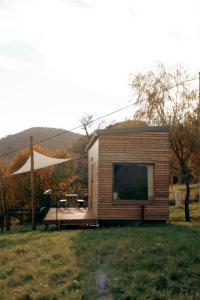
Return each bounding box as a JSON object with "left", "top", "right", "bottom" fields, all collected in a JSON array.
[
  {"left": 0, "top": 157, "right": 13, "bottom": 214},
  {"left": 4, "top": 145, "right": 85, "bottom": 209},
  {"left": 130, "top": 63, "right": 199, "bottom": 221},
  {"left": 169, "top": 184, "right": 199, "bottom": 203},
  {"left": 106, "top": 119, "right": 148, "bottom": 129},
  {"left": 130, "top": 64, "right": 198, "bottom": 126},
  {"left": 0, "top": 128, "right": 89, "bottom": 211}
]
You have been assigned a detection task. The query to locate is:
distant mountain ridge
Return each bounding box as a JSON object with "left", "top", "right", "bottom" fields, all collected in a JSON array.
[{"left": 0, "top": 127, "right": 82, "bottom": 159}]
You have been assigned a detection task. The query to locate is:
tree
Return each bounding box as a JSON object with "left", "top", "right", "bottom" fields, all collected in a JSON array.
[
  {"left": 80, "top": 113, "right": 107, "bottom": 141},
  {"left": 130, "top": 64, "right": 199, "bottom": 221},
  {"left": 0, "top": 157, "right": 9, "bottom": 228},
  {"left": 9, "top": 145, "right": 73, "bottom": 208},
  {"left": 80, "top": 114, "right": 94, "bottom": 141}
]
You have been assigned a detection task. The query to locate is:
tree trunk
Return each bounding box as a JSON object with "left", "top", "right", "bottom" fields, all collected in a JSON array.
[
  {"left": 83, "top": 126, "right": 90, "bottom": 141},
  {"left": 0, "top": 174, "right": 9, "bottom": 230},
  {"left": 185, "top": 179, "right": 191, "bottom": 222}
]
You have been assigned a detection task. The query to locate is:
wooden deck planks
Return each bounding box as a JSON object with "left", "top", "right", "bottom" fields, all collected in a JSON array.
[{"left": 44, "top": 208, "right": 98, "bottom": 225}]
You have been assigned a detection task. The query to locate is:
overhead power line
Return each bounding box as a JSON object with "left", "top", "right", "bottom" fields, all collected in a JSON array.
[
  {"left": 163, "top": 76, "right": 198, "bottom": 91},
  {"left": 0, "top": 73, "right": 199, "bottom": 158},
  {"left": 37, "top": 103, "right": 134, "bottom": 145},
  {"left": 0, "top": 102, "right": 134, "bottom": 157}
]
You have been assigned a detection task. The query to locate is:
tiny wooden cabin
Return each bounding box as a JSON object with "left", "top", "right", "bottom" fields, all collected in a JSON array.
[{"left": 86, "top": 126, "right": 169, "bottom": 223}]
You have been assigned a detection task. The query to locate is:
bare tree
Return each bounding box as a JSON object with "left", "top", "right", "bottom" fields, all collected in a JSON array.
[{"left": 80, "top": 114, "right": 94, "bottom": 141}]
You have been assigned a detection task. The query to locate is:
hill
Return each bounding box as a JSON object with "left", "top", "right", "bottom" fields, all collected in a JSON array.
[
  {"left": 0, "top": 127, "right": 82, "bottom": 159},
  {"left": 106, "top": 119, "right": 148, "bottom": 129}
]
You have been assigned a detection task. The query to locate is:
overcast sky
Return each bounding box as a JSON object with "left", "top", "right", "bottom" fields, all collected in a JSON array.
[{"left": 0, "top": 0, "right": 200, "bottom": 139}]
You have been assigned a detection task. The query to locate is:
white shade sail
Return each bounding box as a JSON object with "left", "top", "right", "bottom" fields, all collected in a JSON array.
[{"left": 12, "top": 150, "right": 71, "bottom": 175}]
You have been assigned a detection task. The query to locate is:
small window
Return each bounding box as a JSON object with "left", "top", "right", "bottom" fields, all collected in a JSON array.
[{"left": 113, "top": 163, "right": 153, "bottom": 200}]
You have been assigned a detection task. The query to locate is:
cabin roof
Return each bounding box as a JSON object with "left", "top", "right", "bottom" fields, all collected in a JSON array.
[{"left": 86, "top": 126, "right": 169, "bottom": 151}]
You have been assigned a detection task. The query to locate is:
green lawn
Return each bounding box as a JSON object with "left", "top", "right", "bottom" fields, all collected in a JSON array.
[{"left": 1, "top": 204, "right": 200, "bottom": 300}]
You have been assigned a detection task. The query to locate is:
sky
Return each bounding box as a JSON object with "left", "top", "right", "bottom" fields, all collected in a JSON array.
[{"left": 0, "top": 0, "right": 200, "bottom": 139}]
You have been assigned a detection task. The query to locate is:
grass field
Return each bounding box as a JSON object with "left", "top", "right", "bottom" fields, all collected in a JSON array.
[
  {"left": 169, "top": 184, "right": 199, "bottom": 202},
  {"left": 1, "top": 204, "right": 200, "bottom": 300}
]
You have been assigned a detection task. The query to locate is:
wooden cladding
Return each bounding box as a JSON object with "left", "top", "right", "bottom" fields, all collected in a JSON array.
[{"left": 88, "top": 130, "right": 169, "bottom": 221}]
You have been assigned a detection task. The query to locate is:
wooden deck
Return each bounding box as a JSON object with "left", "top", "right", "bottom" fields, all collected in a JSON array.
[{"left": 44, "top": 208, "right": 98, "bottom": 226}]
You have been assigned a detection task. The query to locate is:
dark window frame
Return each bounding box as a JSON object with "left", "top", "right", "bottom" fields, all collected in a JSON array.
[{"left": 112, "top": 163, "right": 155, "bottom": 202}]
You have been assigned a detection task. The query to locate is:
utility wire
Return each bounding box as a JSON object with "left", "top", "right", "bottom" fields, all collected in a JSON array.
[
  {"left": 31, "top": 74, "right": 200, "bottom": 146},
  {"left": 37, "top": 103, "right": 134, "bottom": 145},
  {"left": 0, "top": 103, "right": 134, "bottom": 157},
  {"left": 0, "top": 74, "right": 199, "bottom": 158},
  {"left": 163, "top": 76, "right": 198, "bottom": 91}
]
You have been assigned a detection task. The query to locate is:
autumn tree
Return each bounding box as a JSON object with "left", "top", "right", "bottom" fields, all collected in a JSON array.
[
  {"left": 0, "top": 156, "right": 13, "bottom": 229},
  {"left": 9, "top": 145, "right": 73, "bottom": 208},
  {"left": 0, "top": 157, "right": 8, "bottom": 218},
  {"left": 130, "top": 64, "right": 199, "bottom": 221}
]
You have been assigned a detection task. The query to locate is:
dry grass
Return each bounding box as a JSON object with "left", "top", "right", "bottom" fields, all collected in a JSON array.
[
  {"left": 170, "top": 202, "right": 200, "bottom": 223},
  {"left": 169, "top": 184, "right": 199, "bottom": 202}
]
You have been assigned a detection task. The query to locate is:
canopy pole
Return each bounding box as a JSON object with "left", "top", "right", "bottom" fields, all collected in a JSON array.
[{"left": 30, "top": 136, "right": 36, "bottom": 230}]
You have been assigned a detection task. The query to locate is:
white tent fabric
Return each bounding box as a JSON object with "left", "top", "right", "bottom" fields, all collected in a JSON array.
[{"left": 12, "top": 150, "right": 71, "bottom": 175}]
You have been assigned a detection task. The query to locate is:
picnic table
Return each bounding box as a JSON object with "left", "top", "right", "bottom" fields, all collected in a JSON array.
[
  {"left": 62, "top": 194, "right": 78, "bottom": 208},
  {"left": 58, "top": 194, "right": 87, "bottom": 209}
]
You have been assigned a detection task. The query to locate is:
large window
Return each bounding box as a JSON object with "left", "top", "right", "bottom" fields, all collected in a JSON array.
[{"left": 113, "top": 163, "right": 153, "bottom": 200}]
